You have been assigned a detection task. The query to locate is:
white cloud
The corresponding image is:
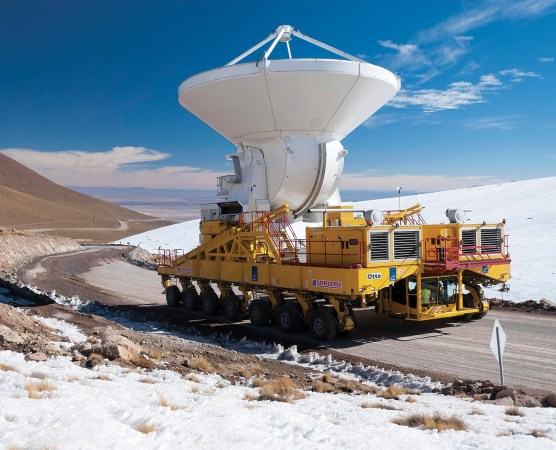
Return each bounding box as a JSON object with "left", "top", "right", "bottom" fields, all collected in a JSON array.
[
  {"left": 459, "top": 115, "right": 521, "bottom": 130},
  {"left": 409, "top": 36, "right": 475, "bottom": 82},
  {"left": 430, "top": 36, "right": 474, "bottom": 67},
  {"left": 2, "top": 146, "right": 169, "bottom": 172},
  {"left": 499, "top": 68, "right": 543, "bottom": 82},
  {"left": 417, "top": 0, "right": 556, "bottom": 43},
  {"left": 376, "top": 0, "right": 555, "bottom": 81},
  {"left": 455, "top": 60, "right": 481, "bottom": 77},
  {"left": 389, "top": 74, "right": 503, "bottom": 113},
  {"left": 377, "top": 36, "right": 473, "bottom": 77},
  {"left": 377, "top": 37, "right": 474, "bottom": 80},
  {"left": 539, "top": 56, "right": 554, "bottom": 62},
  {"left": 341, "top": 172, "right": 502, "bottom": 192},
  {"left": 0, "top": 147, "right": 224, "bottom": 190},
  {"left": 377, "top": 40, "right": 429, "bottom": 69},
  {"left": 363, "top": 113, "right": 405, "bottom": 128}
]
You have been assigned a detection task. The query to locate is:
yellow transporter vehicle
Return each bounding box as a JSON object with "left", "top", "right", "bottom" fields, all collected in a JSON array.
[{"left": 158, "top": 203, "right": 510, "bottom": 341}]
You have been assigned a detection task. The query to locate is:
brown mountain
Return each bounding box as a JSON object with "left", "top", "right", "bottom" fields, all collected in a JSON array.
[{"left": 0, "top": 153, "right": 173, "bottom": 242}]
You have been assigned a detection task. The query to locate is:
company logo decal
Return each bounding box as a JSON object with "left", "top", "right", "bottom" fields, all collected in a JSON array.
[
  {"left": 389, "top": 267, "right": 397, "bottom": 282},
  {"left": 312, "top": 279, "right": 342, "bottom": 289},
  {"left": 367, "top": 273, "right": 382, "bottom": 280}
]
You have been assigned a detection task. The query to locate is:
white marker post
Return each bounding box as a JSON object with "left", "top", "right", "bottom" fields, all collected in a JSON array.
[{"left": 490, "top": 319, "right": 507, "bottom": 385}]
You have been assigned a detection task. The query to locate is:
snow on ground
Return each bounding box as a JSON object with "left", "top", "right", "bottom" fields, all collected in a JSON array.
[
  {"left": 1, "top": 349, "right": 555, "bottom": 449},
  {"left": 33, "top": 316, "right": 87, "bottom": 344},
  {"left": 114, "top": 177, "right": 556, "bottom": 302},
  {"left": 0, "top": 289, "right": 441, "bottom": 393}
]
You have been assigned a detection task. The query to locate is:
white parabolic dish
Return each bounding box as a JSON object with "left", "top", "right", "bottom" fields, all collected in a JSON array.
[
  {"left": 179, "top": 58, "right": 400, "bottom": 145},
  {"left": 178, "top": 25, "right": 401, "bottom": 217}
]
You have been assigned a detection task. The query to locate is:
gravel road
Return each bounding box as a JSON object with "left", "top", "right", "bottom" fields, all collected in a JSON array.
[{"left": 19, "top": 247, "right": 556, "bottom": 392}]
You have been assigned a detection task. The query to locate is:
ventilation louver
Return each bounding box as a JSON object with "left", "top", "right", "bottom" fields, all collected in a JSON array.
[
  {"left": 461, "top": 229, "right": 477, "bottom": 255},
  {"left": 481, "top": 228, "right": 502, "bottom": 253},
  {"left": 369, "top": 232, "right": 389, "bottom": 262},
  {"left": 393, "top": 230, "right": 420, "bottom": 260}
]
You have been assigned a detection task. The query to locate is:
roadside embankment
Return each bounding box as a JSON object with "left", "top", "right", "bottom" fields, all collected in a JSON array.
[{"left": 0, "top": 228, "right": 81, "bottom": 273}]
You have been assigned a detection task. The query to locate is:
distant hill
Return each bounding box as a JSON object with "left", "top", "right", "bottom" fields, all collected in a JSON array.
[
  {"left": 69, "top": 186, "right": 220, "bottom": 222},
  {"left": 0, "top": 153, "right": 173, "bottom": 242}
]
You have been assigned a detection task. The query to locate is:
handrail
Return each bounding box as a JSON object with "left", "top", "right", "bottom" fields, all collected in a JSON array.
[
  {"left": 157, "top": 249, "right": 185, "bottom": 267},
  {"left": 424, "top": 235, "right": 510, "bottom": 264},
  {"left": 279, "top": 239, "right": 364, "bottom": 268}
]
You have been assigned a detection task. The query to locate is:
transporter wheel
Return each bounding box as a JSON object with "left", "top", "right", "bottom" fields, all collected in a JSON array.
[
  {"left": 472, "top": 312, "right": 487, "bottom": 320},
  {"left": 183, "top": 286, "right": 200, "bottom": 311},
  {"left": 249, "top": 299, "right": 271, "bottom": 327},
  {"left": 223, "top": 293, "right": 243, "bottom": 321},
  {"left": 463, "top": 293, "right": 475, "bottom": 309},
  {"left": 166, "top": 286, "right": 181, "bottom": 307},
  {"left": 276, "top": 303, "right": 303, "bottom": 333},
  {"left": 309, "top": 308, "right": 337, "bottom": 342},
  {"left": 472, "top": 300, "right": 489, "bottom": 320},
  {"left": 201, "top": 290, "right": 220, "bottom": 315},
  {"left": 459, "top": 313, "right": 474, "bottom": 322}
]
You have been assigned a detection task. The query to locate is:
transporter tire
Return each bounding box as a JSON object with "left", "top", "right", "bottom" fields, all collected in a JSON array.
[
  {"left": 202, "top": 290, "right": 220, "bottom": 315},
  {"left": 309, "top": 308, "right": 337, "bottom": 341},
  {"left": 166, "top": 286, "right": 181, "bottom": 307},
  {"left": 183, "top": 286, "right": 200, "bottom": 311},
  {"left": 223, "top": 293, "right": 243, "bottom": 321},
  {"left": 276, "top": 303, "right": 303, "bottom": 333},
  {"left": 463, "top": 293, "right": 475, "bottom": 309},
  {"left": 249, "top": 299, "right": 271, "bottom": 327}
]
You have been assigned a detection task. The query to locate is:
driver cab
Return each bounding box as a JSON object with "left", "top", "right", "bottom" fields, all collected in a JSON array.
[{"left": 391, "top": 275, "right": 458, "bottom": 311}]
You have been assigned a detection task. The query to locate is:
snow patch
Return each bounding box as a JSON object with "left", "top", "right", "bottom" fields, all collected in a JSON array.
[
  {"left": 34, "top": 316, "right": 87, "bottom": 344},
  {"left": 273, "top": 345, "right": 440, "bottom": 392},
  {"left": 1, "top": 350, "right": 555, "bottom": 449}
]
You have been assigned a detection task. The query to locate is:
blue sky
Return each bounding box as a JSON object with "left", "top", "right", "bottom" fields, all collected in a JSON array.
[{"left": 1, "top": 0, "right": 555, "bottom": 194}]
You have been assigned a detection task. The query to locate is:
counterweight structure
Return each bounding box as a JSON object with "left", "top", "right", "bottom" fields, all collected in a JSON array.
[{"left": 158, "top": 26, "right": 511, "bottom": 340}]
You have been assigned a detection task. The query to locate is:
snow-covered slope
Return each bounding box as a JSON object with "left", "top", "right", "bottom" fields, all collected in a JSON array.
[
  {"left": 2, "top": 350, "right": 555, "bottom": 449},
  {"left": 114, "top": 177, "right": 556, "bottom": 302}
]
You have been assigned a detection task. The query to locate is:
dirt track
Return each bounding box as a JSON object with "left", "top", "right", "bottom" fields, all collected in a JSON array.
[{"left": 18, "top": 247, "right": 556, "bottom": 393}]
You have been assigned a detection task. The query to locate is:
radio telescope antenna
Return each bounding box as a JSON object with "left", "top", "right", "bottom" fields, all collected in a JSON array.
[
  {"left": 179, "top": 24, "right": 401, "bottom": 219},
  {"left": 226, "top": 25, "right": 366, "bottom": 66}
]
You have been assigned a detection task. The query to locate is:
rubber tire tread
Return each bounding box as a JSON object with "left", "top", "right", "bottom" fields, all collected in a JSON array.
[
  {"left": 202, "top": 290, "right": 220, "bottom": 315},
  {"left": 183, "top": 286, "right": 200, "bottom": 311},
  {"left": 310, "top": 308, "right": 337, "bottom": 341},
  {"left": 463, "top": 293, "right": 476, "bottom": 309},
  {"left": 249, "top": 299, "right": 271, "bottom": 327},
  {"left": 223, "top": 294, "right": 243, "bottom": 321},
  {"left": 166, "top": 286, "right": 181, "bottom": 308},
  {"left": 276, "top": 303, "right": 303, "bottom": 333}
]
